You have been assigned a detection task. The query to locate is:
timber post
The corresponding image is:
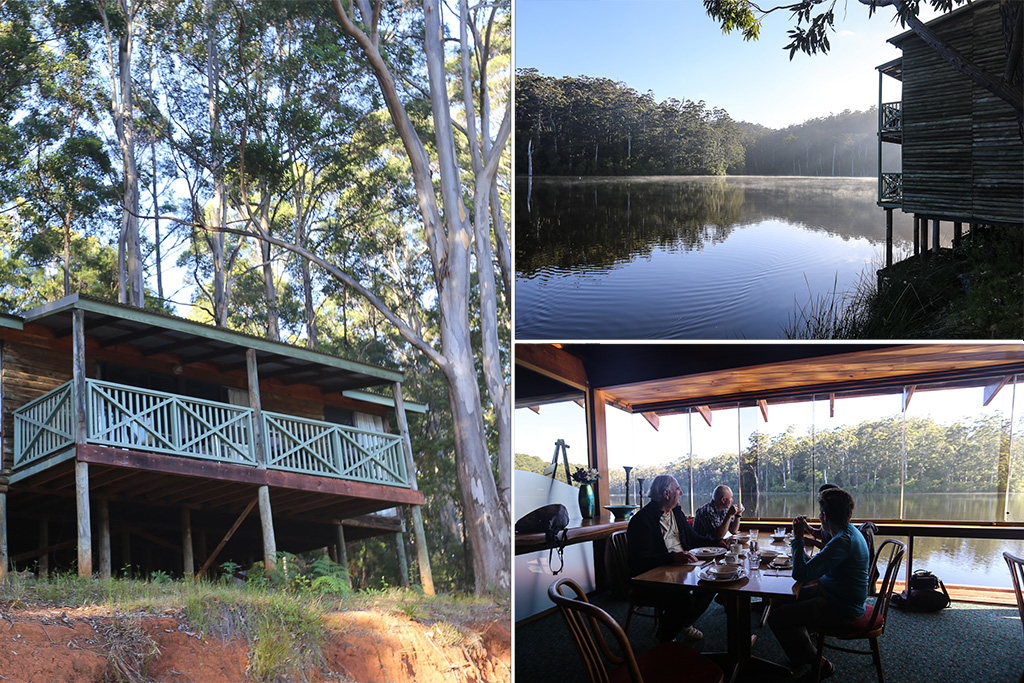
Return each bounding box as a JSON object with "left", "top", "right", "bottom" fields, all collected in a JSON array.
[
  {"left": 932, "top": 219, "right": 940, "bottom": 251},
  {"left": 247, "top": 349, "right": 277, "bottom": 573},
  {"left": 913, "top": 215, "right": 920, "bottom": 255},
  {"left": 953, "top": 221, "right": 963, "bottom": 247},
  {"left": 885, "top": 208, "right": 893, "bottom": 267},
  {"left": 97, "top": 498, "right": 111, "bottom": 579},
  {"left": 0, "top": 475, "right": 7, "bottom": 584},
  {"left": 334, "top": 522, "right": 350, "bottom": 585},
  {"left": 181, "top": 506, "right": 194, "bottom": 578},
  {"left": 392, "top": 381, "right": 434, "bottom": 596},
  {"left": 395, "top": 530, "right": 409, "bottom": 587},
  {"left": 38, "top": 518, "right": 48, "bottom": 576},
  {"left": 72, "top": 309, "right": 92, "bottom": 577}
]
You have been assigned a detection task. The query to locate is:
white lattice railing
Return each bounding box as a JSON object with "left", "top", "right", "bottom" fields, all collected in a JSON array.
[
  {"left": 263, "top": 411, "right": 408, "bottom": 486},
  {"left": 14, "top": 381, "right": 75, "bottom": 468},
  {"left": 13, "top": 380, "right": 410, "bottom": 488}
]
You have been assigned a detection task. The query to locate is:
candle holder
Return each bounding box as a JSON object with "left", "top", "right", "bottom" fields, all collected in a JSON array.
[
  {"left": 637, "top": 477, "right": 645, "bottom": 502},
  {"left": 623, "top": 466, "right": 633, "bottom": 506}
]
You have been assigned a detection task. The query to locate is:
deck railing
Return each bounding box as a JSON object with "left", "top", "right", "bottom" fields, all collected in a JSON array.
[
  {"left": 13, "top": 379, "right": 410, "bottom": 488},
  {"left": 880, "top": 172, "right": 903, "bottom": 203},
  {"left": 880, "top": 101, "right": 902, "bottom": 131},
  {"left": 14, "top": 381, "right": 75, "bottom": 469},
  {"left": 263, "top": 411, "right": 407, "bottom": 486}
]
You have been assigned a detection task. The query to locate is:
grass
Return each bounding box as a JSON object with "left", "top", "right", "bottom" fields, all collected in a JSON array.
[
  {"left": 0, "top": 568, "right": 507, "bottom": 683},
  {"left": 785, "top": 226, "right": 1023, "bottom": 339}
]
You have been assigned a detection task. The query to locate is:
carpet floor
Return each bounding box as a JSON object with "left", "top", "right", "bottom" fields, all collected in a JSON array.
[{"left": 515, "top": 591, "right": 1023, "bottom": 682}]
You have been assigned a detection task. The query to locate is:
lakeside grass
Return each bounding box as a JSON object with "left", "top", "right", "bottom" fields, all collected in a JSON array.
[
  {"left": 0, "top": 571, "right": 508, "bottom": 683},
  {"left": 785, "top": 226, "right": 1023, "bottom": 339}
]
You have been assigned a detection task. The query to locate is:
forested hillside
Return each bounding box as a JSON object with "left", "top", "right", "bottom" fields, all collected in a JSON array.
[{"left": 516, "top": 70, "right": 890, "bottom": 178}]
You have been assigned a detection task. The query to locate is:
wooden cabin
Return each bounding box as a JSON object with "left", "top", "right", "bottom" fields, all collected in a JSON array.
[
  {"left": 876, "top": 0, "right": 1023, "bottom": 263},
  {"left": 0, "top": 294, "right": 432, "bottom": 587}
]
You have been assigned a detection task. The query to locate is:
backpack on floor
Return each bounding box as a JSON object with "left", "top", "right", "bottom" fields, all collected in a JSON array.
[{"left": 892, "top": 570, "right": 951, "bottom": 612}]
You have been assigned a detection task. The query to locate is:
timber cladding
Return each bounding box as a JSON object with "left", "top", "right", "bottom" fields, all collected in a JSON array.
[
  {"left": 895, "top": 0, "right": 1023, "bottom": 224},
  {"left": 2, "top": 339, "right": 74, "bottom": 470}
]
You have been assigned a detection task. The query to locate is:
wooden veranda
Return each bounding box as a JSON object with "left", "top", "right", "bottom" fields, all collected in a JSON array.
[{"left": 0, "top": 295, "right": 433, "bottom": 591}]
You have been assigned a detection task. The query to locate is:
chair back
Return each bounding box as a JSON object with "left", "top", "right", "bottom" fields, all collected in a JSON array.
[
  {"left": 607, "top": 531, "right": 632, "bottom": 599},
  {"left": 1005, "top": 551, "right": 1024, "bottom": 639},
  {"left": 863, "top": 538, "right": 906, "bottom": 633},
  {"left": 548, "top": 577, "right": 641, "bottom": 683}
]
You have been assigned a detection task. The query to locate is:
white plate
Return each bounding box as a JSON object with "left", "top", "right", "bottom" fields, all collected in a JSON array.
[
  {"left": 693, "top": 547, "right": 726, "bottom": 558},
  {"left": 770, "top": 558, "right": 793, "bottom": 569},
  {"left": 699, "top": 567, "right": 747, "bottom": 582},
  {"left": 731, "top": 533, "right": 750, "bottom": 542}
]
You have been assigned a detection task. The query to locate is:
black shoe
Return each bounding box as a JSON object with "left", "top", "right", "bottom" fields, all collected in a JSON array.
[{"left": 796, "top": 659, "right": 834, "bottom": 683}]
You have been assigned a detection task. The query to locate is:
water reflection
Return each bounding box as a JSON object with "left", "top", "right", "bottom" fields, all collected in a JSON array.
[
  {"left": 515, "top": 176, "right": 919, "bottom": 339},
  {"left": 516, "top": 176, "right": 915, "bottom": 275}
]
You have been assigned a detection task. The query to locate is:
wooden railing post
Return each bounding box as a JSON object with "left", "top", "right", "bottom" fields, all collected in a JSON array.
[
  {"left": 392, "top": 381, "right": 434, "bottom": 596},
  {"left": 247, "top": 349, "right": 277, "bottom": 573},
  {"left": 73, "top": 309, "right": 92, "bottom": 578},
  {"left": 885, "top": 208, "right": 894, "bottom": 268}
]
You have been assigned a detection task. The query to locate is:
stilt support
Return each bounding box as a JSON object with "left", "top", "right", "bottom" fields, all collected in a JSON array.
[
  {"left": 885, "top": 208, "right": 893, "bottom": 268},
  {"left": 98, "top": 498, "right": 111, "bottom": 579},
  {"left": 258, "top": 485, "right": 277, "bottom": 573},
  {"left": 182, "top": 506, "right": 194, "bottom": 578}
]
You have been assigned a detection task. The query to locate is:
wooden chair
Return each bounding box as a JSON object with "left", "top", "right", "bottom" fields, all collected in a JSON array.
[
  {"left": 811, "top": 538, "right": 906, "bottom": 683},
  {"left": 607, "top": 530, "right": 658, "bottom": 634},
  {"left": 1004, "top": 551, "right": 1024, "bottom": 683},
  {"left": 547, "top": 577, "right": 723, "bottom": 683}
]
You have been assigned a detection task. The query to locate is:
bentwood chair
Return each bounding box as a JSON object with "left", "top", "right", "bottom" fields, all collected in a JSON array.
[
  {"left": 812, "top": 538, "right": 906, "bottom": 683},
  {"left": 548, "top": 577, "right": 723, "bottom": 683},
  {"left": 1004, "top": 551, "right": 1024, "bottom": 683},
  {"left": 607, "top": 531, "right": 658, "bottom": 634}
]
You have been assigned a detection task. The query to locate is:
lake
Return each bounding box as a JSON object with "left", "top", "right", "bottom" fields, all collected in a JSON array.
[
  {"left": 515, "top": 176, "right": 920, "bottom": 339},
  {"left": 605, "top": 491, "right": 1024, "bottom": 589}
]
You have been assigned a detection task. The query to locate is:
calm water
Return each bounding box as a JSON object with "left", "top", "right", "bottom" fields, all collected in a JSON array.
[
  {"left": 606, "top": 491, "right": 1024, "bottom": 589},
  {"left": 515, "top": 176, "right": 919, "bottom": 339}
]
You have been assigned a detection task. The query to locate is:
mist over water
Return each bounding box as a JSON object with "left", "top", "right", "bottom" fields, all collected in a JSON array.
[{"left": 515, "top": 176, "right": 919, "bottom": 339}]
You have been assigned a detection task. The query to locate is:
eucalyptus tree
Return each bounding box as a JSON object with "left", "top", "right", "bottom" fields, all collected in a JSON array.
[
  {"left": 281, "top": 0, "right": 511, "bottom": 594},
  {"left": 89, "top": 0, "right": 149, "bottom": 306}
]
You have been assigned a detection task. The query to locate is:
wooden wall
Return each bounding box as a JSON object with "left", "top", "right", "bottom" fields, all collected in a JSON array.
[
  {"left": 1, "top": 333, "right": 75, "bottom": 471},
  {"left": 897, "top": 0, "right": 1023, "bottom": 224}
]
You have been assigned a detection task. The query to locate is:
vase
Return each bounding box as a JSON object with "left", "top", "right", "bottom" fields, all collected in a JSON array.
[{"left": 578, "top": 483, "right": 596, "bottom": 519}]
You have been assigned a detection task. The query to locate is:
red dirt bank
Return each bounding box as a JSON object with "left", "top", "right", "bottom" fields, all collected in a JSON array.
[{"left": 0, "top": 606, "right": 511, "bottom": 683}]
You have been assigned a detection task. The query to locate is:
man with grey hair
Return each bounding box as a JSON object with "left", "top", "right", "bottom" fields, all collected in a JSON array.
[
  {"left": 626, "top": 474, "right": 724, "bottom": 642},
  {"left": 693, "top": 485, "right": 742, "bottom": 539}
]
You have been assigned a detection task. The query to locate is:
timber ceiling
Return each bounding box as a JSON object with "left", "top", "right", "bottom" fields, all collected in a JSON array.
[
  {"left": 516, "top": 343, "right": 1024, "bottom": 416},
  {"left": 21, "top": 294, "right": 402, "bottom": 395}
]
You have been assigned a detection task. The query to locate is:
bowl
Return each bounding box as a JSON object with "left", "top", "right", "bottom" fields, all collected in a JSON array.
[
  {"left": 709, "top": 564, "right": 741, "bottom": 578},
  {"left": 758, "top": 549, "right": 780, "bottom": 560},
  {"left": 603, "top": 504, "right": 640, "bottom": 521}
]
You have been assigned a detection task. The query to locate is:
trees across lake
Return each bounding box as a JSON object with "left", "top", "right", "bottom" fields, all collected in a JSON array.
[{"left": 516, "top": 70, "right": 891, "bottom": 178}]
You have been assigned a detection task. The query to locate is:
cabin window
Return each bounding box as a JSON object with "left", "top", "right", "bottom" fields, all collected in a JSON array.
[{"left": 324, "top": 405, "right": 355, "bottom": 427}]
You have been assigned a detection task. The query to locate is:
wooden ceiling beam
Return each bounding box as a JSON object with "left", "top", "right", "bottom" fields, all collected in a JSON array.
[{"left": 516, "top": 344, "right": 589, "bottom": 391}]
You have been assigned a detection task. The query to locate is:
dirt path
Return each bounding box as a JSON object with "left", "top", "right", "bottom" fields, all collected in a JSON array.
[{"left": 0, "top": 606, "right": 511, "bottom": 683}]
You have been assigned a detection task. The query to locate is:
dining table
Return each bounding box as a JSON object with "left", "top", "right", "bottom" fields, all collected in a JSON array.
[{"left": 632, "top": 545, "right": 801, "bottom": 683}]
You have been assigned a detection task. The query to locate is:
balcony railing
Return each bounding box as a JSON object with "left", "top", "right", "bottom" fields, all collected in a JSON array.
[
  {"left": 13, "top": 379, "right": 409, "bottom": 488},
  {"left": 880, "top": 101, "right": 902, "bottom": 131},
  {"left": 880, "top": 172, "right": 903, "bottom": 204}
]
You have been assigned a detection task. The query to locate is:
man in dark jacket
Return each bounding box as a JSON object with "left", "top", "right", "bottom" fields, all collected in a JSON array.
[{"left": 626, "top": 474, "right": 725, "bottom": 641}]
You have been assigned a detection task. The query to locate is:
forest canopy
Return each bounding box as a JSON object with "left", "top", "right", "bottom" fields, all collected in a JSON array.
[{"left": 516, "top": 69, "right": 888, "bottom": 177}]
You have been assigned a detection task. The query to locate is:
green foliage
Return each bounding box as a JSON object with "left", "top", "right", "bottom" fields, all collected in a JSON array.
[{"left": 516, "top": 70, "right": 746, "bottom": 176}]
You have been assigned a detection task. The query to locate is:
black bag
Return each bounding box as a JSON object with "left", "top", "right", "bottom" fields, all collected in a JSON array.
[
  {"left": 515, "top": 504, "right": 570, "bottom": 575},
  {"left": 892, "top": 569, "right": 951, "bottom": 612}
]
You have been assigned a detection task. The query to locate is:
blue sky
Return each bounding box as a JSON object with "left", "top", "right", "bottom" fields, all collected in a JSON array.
[{"left": 514, "top": 0, "right": 941, "bottom": 129}]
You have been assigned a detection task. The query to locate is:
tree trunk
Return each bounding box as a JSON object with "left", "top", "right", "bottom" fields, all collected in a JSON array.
[{"left": 207, "top": 0, "right": 229, "bottom": 327}]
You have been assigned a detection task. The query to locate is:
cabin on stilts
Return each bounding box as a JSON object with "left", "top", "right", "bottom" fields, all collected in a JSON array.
[
  {"left": 876, "top": 0, "right": 1023, "bottom": 270},
  {"left": 0, "top": 294, "right": 433, "bottom": 591}
]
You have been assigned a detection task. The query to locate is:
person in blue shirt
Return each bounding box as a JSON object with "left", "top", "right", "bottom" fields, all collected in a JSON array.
[{"left": 768, "top": 486, "right": 869, "bottom": 682}]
